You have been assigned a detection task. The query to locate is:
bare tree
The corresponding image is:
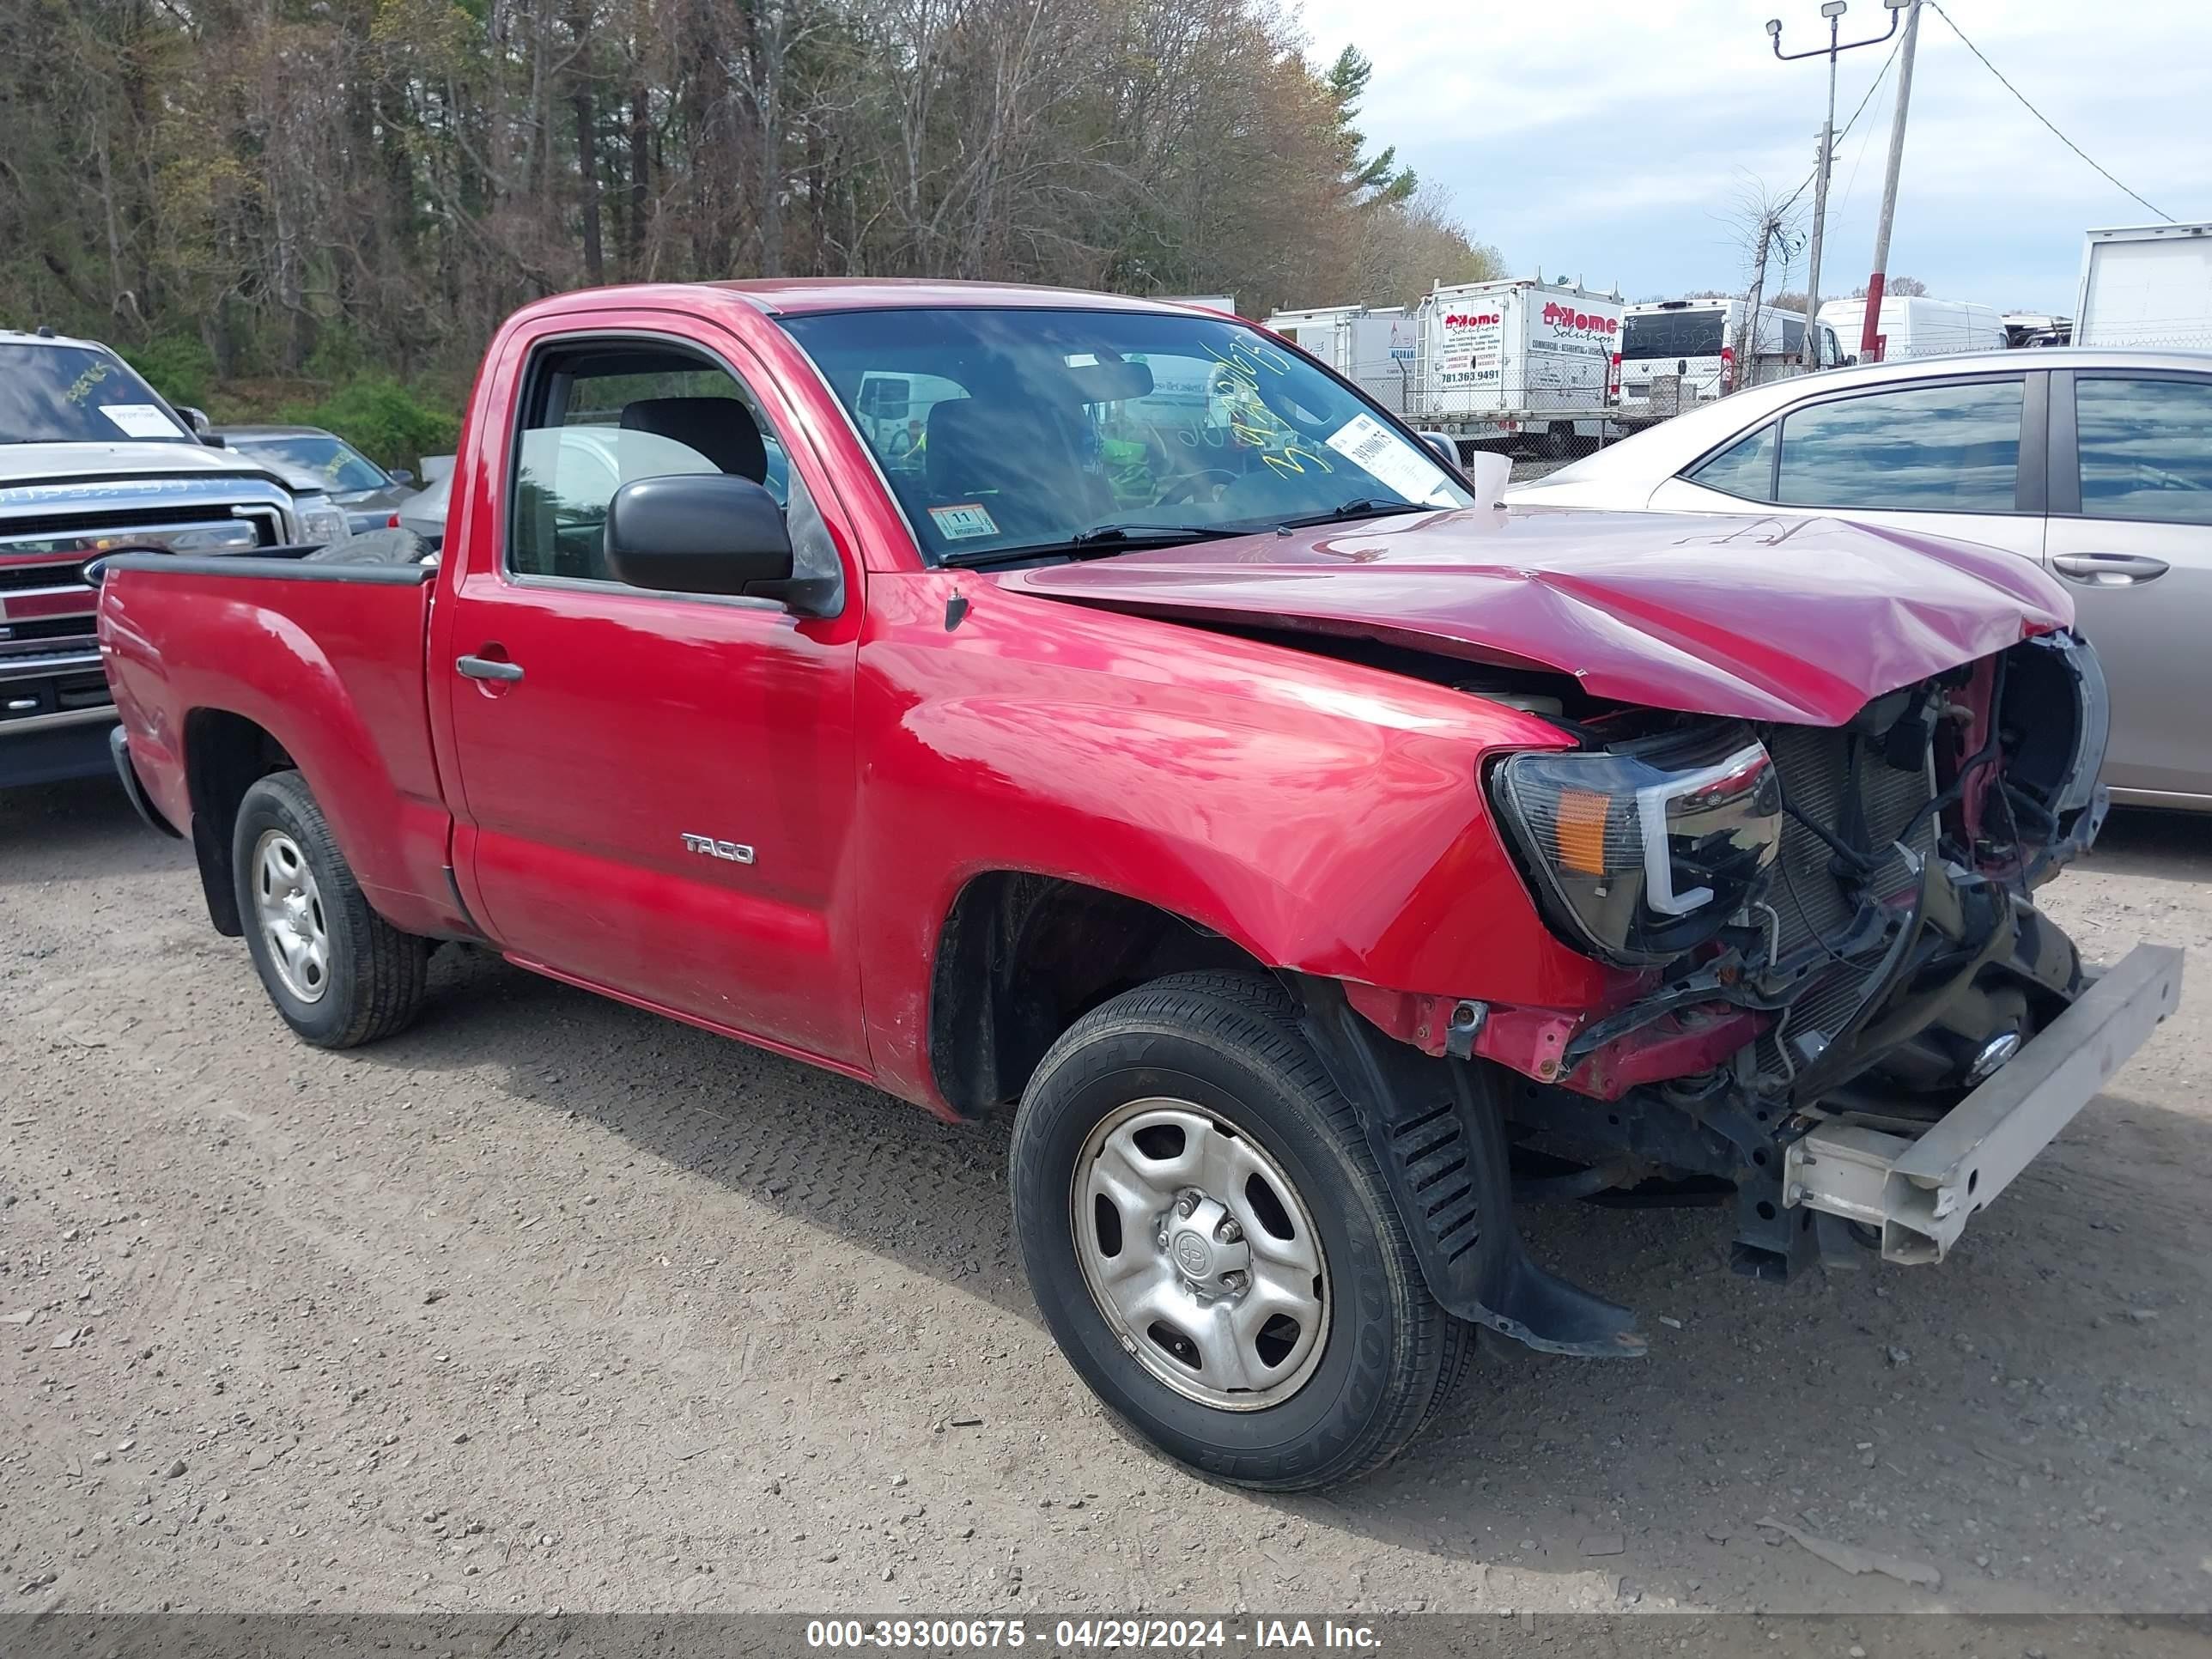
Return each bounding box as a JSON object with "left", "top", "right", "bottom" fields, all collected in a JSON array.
[{"left": 1715, "top": 173, "right": 1805, "bottom": 388}]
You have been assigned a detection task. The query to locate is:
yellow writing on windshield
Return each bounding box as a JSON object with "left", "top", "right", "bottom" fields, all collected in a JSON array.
[
  {"left": 66, "top": 361, "right": 114, "bottom": 405},
  {"left": 1199, "top": 337, "right": 1336, "bottom": 481}
]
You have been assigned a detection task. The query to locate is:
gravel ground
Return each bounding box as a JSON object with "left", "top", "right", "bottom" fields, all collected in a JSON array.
[{"left": 3, "top": 776, "right": 2207, "bottom": 1620}]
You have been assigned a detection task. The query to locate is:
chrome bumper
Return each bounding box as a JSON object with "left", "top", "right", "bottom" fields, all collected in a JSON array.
[{"left": 1784, "top": 943, "right": 2183, "bottom": 1264}]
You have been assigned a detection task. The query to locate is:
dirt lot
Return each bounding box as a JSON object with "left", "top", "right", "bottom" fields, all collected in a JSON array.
[{"left": 3, "top": 775, "right": 2208, "bottom": 1620}]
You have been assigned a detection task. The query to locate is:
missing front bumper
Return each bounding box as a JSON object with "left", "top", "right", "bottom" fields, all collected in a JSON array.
[{"left": 1782, "top": 943, "right": 2182, "bottom": 1264}]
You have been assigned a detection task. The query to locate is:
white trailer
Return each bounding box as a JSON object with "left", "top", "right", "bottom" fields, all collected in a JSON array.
[
  {"left": 1263, "top": 306, "right": 1419, "bottom": 415},
  {"left": 1405, "top": 276, "right": 1627, "bottom": 457},
  {"left": 2073, "top": 222, "right": 2212, "bottom": 350},
  {"left": 1267, "top": 280, "right": 1634, "bottom": 454}
]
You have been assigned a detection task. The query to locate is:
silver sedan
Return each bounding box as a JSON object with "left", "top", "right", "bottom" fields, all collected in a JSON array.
[{"left": 1508, "top": 348, "right": 2212, "bottom": 809}]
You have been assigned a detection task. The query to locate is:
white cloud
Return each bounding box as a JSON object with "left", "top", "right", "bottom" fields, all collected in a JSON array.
[{"left": 1295, "top": 0, "right": 2212, "bottom": 311}]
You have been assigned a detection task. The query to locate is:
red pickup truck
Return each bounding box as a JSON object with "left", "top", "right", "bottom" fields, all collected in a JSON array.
[{"left": 95, "top": 281, "right": 2179, "bottom": 1491}]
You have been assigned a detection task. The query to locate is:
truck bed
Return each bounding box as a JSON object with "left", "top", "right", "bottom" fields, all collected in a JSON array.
[{"left": 96, "top": 555, "right": 465, "bottom": 939}]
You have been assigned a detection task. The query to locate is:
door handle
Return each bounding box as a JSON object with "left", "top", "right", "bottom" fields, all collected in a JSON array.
[
  {"left": 457, "top": 653, "right": 525, "bottom": 683},
  {"left": 2051, "top": 552, "right": 2170, "bottom": 585}
]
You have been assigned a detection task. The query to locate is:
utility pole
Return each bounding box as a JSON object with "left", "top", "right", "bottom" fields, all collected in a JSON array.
[
  {"left": 1861, "top": 0, "right": 1923, "bottom": 361},
  {"left": 1735, "top": 202, "right": 1796, "bottom": 391},
  {"left": 1770, "top": 0, "right": 1910, "bottom": 368},
  {"left": 1802, "top": 27, "right": 1838, "bottom": 373},
  {"left": 1741, "top": 216, "right": 1781, "bottom": 380}
]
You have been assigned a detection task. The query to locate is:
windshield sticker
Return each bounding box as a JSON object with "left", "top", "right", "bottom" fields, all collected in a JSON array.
[
  {"left": 1323, "top": 414, "right": 1455, "bottom": 507},
  {"left": 99, "top": 403, "right": 184, "bottom": 440},
  {"left": 929, "top": 502, "right": 1000, "bottom": 540}
]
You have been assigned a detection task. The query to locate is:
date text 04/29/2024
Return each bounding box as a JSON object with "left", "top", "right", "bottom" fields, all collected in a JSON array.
[{"left": 803, "top": 1618, "right": 1382, "bottom": 1650}]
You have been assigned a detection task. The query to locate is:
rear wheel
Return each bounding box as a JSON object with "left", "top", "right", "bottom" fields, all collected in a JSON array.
[
  {"left": 1009, "top": 971, "right": 1468, "bottom": 1490},
  {"left": 232, "top": 771, "right": 428, "bottom": 1048}
]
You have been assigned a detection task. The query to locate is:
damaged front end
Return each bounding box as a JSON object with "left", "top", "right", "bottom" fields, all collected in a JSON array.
[{"left": 1316, "top": 630, "right": 2176, "bottom": 1357}]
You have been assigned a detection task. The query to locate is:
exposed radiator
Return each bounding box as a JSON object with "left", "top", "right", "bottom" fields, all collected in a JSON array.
[
  {"left": 1759, "top": 725, "right": 1937, "bottom": 1078},
  {"left": 1765, "top": 724, "right": 1935, "bottom": 954}
]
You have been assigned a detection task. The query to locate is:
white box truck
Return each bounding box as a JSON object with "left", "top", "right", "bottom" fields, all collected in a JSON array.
[
  {"left": 1407, "top": 276, "right": 1626, "bottom": 456},
  {"left": 2073, "top": 223, "right": 2212, "bottom": 349},
  {"left": 1266, "top": 278, "right": 1629, "bottom": 457}
]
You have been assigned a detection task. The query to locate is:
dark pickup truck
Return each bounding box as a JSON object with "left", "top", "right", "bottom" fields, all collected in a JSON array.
[{"left": 95, "top": 280, "right": 2179, "bottom": 1490}]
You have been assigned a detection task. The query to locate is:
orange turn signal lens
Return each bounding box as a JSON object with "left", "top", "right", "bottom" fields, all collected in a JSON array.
[{"left": 1553, "top": 788, "right": 1613, "bottom": 877}]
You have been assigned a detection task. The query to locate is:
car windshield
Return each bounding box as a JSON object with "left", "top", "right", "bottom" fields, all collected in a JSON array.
[
  {"left": 780, "top": 307, "right": 1473, "bottom": 565},
  {"left": 236, "top": 434, "right": 388, "bottom": 493},
  {"left": 0, "top": 343, "right": 191, "bottom": 445}
]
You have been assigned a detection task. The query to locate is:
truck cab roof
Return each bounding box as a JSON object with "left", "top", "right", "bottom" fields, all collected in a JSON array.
[{"left": 515, "top": 276, "right": 1211, "bottom": 323}]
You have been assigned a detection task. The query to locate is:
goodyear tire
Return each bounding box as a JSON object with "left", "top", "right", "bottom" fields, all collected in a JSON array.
[
  {"left": 1010, "top": 971, "right": 1468, "bottom": 1490},
  {"left": 232, "top": 771, "right": 428, "bottom": 1048}
]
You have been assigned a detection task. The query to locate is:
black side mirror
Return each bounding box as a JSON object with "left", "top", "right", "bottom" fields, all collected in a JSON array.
[{"left": 604, "top": 474, "right": 805, "bottom": 605}]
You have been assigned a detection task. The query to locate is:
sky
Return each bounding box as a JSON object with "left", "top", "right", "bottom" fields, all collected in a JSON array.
[{"left": 1293, "top": 0, "right": 2212, "bottom": 316}]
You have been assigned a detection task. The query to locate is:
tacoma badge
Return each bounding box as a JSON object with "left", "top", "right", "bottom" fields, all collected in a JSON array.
[{"left": 680, "top": 833, "right": 754, "bottom": 865}]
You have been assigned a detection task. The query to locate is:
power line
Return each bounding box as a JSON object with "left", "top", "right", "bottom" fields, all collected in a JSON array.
[
  {"left": 1835, "top": 58, "right": 1891, "bottom": 216},
  {"left": 1927, "top": 1, "right": 2174, "bottom": 222}
]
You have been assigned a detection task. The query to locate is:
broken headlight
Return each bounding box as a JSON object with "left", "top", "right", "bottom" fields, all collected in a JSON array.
[{"left": 1492, "top": 730, "right": 1783, "bottom": 967}]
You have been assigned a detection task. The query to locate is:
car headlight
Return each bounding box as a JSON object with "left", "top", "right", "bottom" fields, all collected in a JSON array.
[
  {"left": 295, "top": 495, "right": 352, "bottom": 547},
  {"left": 1491, "top": 731, "right": 1782, "bottom": 967}
]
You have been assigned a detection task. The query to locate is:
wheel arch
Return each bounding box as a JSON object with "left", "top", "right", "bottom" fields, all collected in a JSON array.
[
  {"left": 181, "top": 708, "right": 298, "bottom": 936},
  {"left": 927, "top": 872, "right": 1274, "bottom": 1119}
]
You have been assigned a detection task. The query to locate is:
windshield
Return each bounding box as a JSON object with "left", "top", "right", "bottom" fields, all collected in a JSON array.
[
  {"left": 235, "top": 434, "right": 388, "bottom": 493},
  {"left": 781, "top": 307, "right": 1473, "bottom": 564},
  {"left": 0, "top": 343, "right": 191, "bottom": 445},
  {"left": 1622, "top": 309, "right": 1727, "bottom": 361}
]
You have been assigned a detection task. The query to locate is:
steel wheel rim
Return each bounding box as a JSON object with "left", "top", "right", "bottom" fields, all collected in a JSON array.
[
  {"left": 252, "top": 829, "right": 331, "bottom": 1004},
  {"left": 1071, "top": 1097, "right": 1331, "bottom": 1411}
]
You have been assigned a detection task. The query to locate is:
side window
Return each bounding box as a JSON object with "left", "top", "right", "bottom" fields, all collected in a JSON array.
[
  {"left": 2075, "top": 377, "right": 2212, "bottom": 526},
  {"left": 508, "top": 343, "right": 790, "bottom": 581},
  {"left": 1776, "top": 379, "right": 2024, "bottom": 512},
  {"left": 1686, "top": 424, "right": 1777, "bottom": 501}
]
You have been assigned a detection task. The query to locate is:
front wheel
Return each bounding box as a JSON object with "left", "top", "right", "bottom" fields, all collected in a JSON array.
[
  {"left": 232, "top": 771, "right": 428, "bottom": 1048},
  {"left": 1009, "top": 971, "right": 1468, "bottom": 1490}
]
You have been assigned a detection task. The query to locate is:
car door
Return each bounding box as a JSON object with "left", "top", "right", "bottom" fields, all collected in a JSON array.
[
  {"left": 1649, "top": 369, "right": 2050, "bottom": 564},
  {"left": 2045, "top": 368, "right": 2212, "bottom": 805},
  {"left": 436, "top": 317, "right": 870, "bottom": 1069}
]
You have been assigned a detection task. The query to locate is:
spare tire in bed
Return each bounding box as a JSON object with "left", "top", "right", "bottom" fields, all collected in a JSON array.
[{"left": 304, "top": 527, "right": 431, "bottom": 566}]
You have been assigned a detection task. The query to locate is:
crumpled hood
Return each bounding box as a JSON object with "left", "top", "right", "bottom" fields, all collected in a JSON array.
[{"left": 994, "top": 505, "right": 2073, "bottom": 726}]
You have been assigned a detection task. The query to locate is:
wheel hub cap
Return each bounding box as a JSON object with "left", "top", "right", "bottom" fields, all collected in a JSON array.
[
  {"left": 252, "top": 829, "right": 331, "bottom": 1005},
  {"left": 1165, "top": 1193, "right": 1249, "bottom": 1291},
  {"left": 1072, "top": 1100, "right": 1330, "bottom": 1411}
]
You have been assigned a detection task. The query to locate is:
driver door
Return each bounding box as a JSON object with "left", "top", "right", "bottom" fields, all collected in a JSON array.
[{"left": 438, "top": 318, "right": 869, "bottom": 1069}]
